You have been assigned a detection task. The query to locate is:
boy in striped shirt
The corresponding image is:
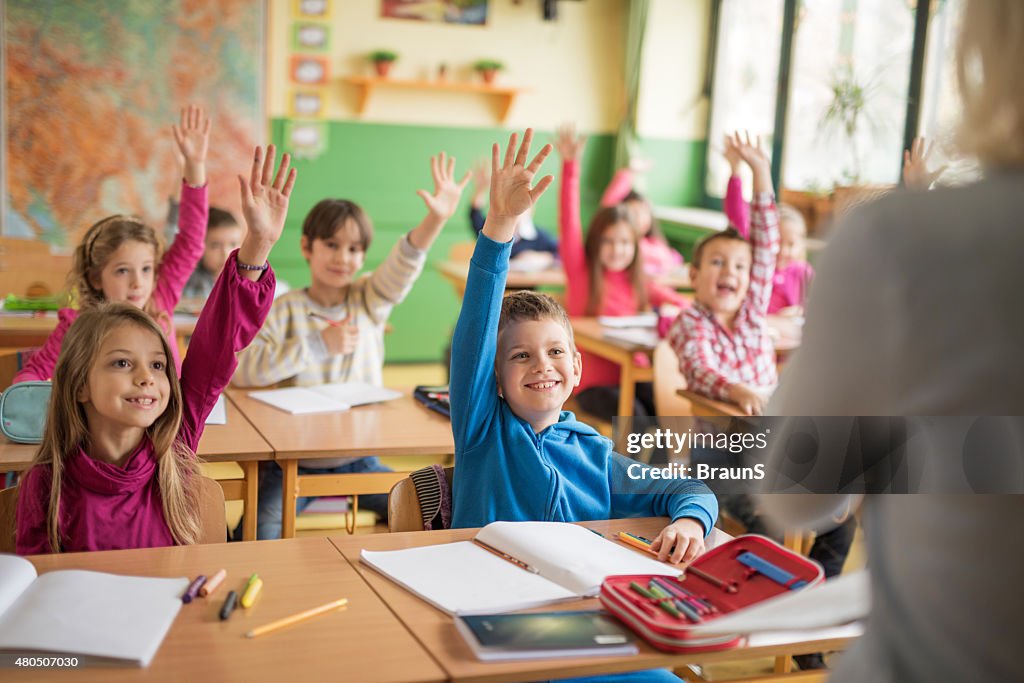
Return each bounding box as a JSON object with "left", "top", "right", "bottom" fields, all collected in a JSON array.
[
  {"left": 669, "top": 133, "right": 780, "bottom": 416},
  {"left": 234, "top": 153, "right": 468, "bottom": 539}
]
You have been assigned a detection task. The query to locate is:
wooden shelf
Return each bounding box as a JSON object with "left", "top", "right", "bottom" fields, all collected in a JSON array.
[{"left": 343, "top": 75, "right": 525, "bottom": 122}]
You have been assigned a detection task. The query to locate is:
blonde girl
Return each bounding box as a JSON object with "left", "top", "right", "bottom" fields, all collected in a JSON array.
[
  {"left": 16, "top": 145, "right": 296, "bottom": 554},
  {"left": 14, "top": 104, "right": 211, "bottom": 383}
]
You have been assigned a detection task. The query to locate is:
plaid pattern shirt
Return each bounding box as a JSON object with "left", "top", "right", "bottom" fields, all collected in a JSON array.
[{"left": 669, "top": 193, "right": 780, "bottom": 401}]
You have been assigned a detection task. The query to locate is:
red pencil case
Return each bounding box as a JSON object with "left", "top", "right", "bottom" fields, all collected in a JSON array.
[{"left": 599, "top": 535, "right": 824, "bottom": 653}]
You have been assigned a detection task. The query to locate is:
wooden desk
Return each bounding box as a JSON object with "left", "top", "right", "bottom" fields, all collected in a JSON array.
[
  {"left": 0, "top": 395, "right": 272, "bottom": 541},
  {"left": 228, "top": 387, "right": 455, "bottom": 539},
  {"left": 571, "top": 317, "right": 656, "bottom": 418},
  {"left": 437, "top": 260, "right": 564, "bottom": 298},
  {"left": 11, "top": 537, "right": 445, "bottom": 683},
  {"left": 438, "top": 261, "right": 693, "bottom": 300},
  {"left": 0, "top": 313, "right": 197, "bottom": 354},
  {"left": 331, "top": 518, "right": 858, "bottom": 682}
]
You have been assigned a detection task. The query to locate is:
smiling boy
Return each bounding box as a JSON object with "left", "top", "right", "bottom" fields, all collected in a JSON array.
[
  {"left": 669, "top": 133, "right": 781, "bottom": 416},
  {"left": 450, "top": 130, "right": 717, "bottom": 565}
]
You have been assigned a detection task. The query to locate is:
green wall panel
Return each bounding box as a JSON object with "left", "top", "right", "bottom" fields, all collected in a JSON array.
[{"left": 268, "top": 119, "right": 618, "bottom": 363}]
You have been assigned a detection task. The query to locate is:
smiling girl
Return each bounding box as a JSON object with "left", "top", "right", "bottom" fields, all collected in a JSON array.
[
  {"left": 14, "top": 105, "right": 212, "bottom": 382},
  {"left": 16, "top": 145, "right": 295, "bottom": 554},
  {"left": 554, "top": 124, "right": 688, "bottom": 421}
]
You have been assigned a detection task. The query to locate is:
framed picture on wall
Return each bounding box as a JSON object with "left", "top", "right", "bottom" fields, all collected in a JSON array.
[
  {"left": 292, "top": 23, "right": 330, "bottom": 52},
  {"left": 293, "top": 0, "right": 331, "bottom": 19},
  {"left": 285, "top": 120, "right": 328, "bottom": 159},
  {"left": 381, "top": 0, "right": 488, "bottom": 26},
  {"left": 290, "top": 55, "right": 329, "bottom": 84},
  {"left": 290, "top": 90, "right": 326, "bottom": 118}
]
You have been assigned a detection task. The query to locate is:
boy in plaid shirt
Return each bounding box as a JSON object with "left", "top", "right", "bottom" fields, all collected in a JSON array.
[{"left": 669, "top": 132, "right": 780, "bottom": 415}]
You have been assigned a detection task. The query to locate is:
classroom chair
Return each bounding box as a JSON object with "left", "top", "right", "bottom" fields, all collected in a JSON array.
[
  {"left": 652, "top": 340, "right": 691, "bottom": 416},
  {"left": 0, "top": 476, "right": 228, "bottom": 552},
  {"left": 387, "top": 465, "right": 453, "bottom": 532},
  {"left": 0, "top": 485, "right": 16, "bottom": 553},
  {"left": 676, "top": 388, "right": 746, "bottom": 418}
]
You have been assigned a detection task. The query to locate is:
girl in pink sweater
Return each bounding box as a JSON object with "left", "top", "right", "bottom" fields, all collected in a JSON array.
[
  {"left": 16, "top": 145, "right": 295, "bottom": 555},
  {"left": 600, "top": 162, "right": 684, "bottom": 277},
  {"left": 555, "top": 124, "right": 688, "bottom": 420},
  {"left": 722, "top": 132, "right": 813, "bottom": 313},
  {"left": 14, "top": 105, "right": 212, "bottom": 383}
]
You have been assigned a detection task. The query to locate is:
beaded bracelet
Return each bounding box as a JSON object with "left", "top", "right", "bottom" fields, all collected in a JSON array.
[{"left": 237, "top": 260, "right": 269, "bottom": 271}]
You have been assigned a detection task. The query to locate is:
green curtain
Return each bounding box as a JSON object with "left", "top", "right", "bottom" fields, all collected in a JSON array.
[{"left": 612, "top": 0, "right": 651, "bottom": 175}]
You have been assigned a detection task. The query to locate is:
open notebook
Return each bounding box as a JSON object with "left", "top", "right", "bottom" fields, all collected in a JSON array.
[
  {"left": 248, "top": 383, "right": 402, "bottom": 415},
  {"left": 0, "top": 554, "right": 186, "bottom": 666},
  {"left": 361, "top": 521, "right": 678, "bottom": 615}
]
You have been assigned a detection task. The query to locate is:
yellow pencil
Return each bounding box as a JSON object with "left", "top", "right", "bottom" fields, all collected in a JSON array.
[
  {"left": 245, "top": 598, "right": 348, "bottom": 639},
  {"left": 240, "top": 576, "right": 263, "bottom": 608}
]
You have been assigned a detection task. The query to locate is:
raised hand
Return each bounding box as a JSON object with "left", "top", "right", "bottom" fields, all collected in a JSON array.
[
  {"left": 729, "top": 131, "right": 772, "bottom": 195},
  {"left": 482, "top": 129, "right": 553, "bottom": 244},
  {"left": 722, "top": 133, "right": 742, "bottom": 175},
  {"left": 236, "top": 145, "right": 296, "bottom": 274},
  {"left": 172, "top": 104, "right": 212, "bottom": 186},
  {"left": 417, "top": 152, "right": 471, "bottom": 220},
  {"left": 554, "top": 122, "right": 587, "bottom": 161},
  {"left": 903, "top": 136, "right": 946, "bottom": 190},
  {"left": 470, "top": 158, "right": 491, "bottom": 207}
]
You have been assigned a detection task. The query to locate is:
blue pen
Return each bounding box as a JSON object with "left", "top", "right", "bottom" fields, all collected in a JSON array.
[{"left": 737, "top": 551, "right": 808, "bottom": 590}]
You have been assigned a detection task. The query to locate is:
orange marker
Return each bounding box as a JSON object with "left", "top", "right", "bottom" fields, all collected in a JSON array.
[
  {"left": 617, "top": 531, "right": 654, "bottom": 552},
  {"left": 200, "top": 569, "right": 227, "bottom": 597}
]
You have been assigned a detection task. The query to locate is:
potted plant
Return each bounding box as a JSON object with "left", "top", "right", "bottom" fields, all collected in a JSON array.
[
  {"left": 368, "top": 49, "right": 398, "bottom": 78},
  {"left": 473, "top": 59, "right": 504, "bottom": 85}
]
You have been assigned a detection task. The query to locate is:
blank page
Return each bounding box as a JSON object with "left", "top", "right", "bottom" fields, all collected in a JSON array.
[
  {"left": 0, "top": 570, "right": 187, "bottom": 666},
  {"left": 361, "top": 541, "right": 577, "bottom": 615}
]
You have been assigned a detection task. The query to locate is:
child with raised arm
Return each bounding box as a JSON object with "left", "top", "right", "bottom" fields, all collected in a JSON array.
[
  {"left": 450, "top": 129, "right": 717, "bottom": 572},
  {"left": 468, "top": 159, "right": 558, "bottom": 264},
  {"left": 16, "top": 146, "right": 295, "bottom": 554},
  {"left": 556, "top": 124, "right": 689, "bottom": 420},
  {"left": 669, "top": 132, "right": 780, "bottom": 416},
  {"left": 14, "top": 105, "right": 212, "bottom": 382},
  {"left": 722, "top": 132, "right": 813, "bottom": 315},
  {"left": 233, "top": 153, "right": 469, "bottom": 539}
]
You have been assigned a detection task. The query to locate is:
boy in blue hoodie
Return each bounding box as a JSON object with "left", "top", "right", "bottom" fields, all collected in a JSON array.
[{"left": 450, "top": 129, "right": 718, "bottom": 565}]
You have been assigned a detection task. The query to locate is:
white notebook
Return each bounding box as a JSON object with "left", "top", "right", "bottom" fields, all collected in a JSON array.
[
  {"left": 0, "top": 554, "right": 187, "bottom": 667},
  {"left": 248, "top": 383, "right": 402, "bottom": 415},
  {"left": 361, "top": 521, "right": 678, "bottom": 616},
  {"left": 598, "top": 313, "right": 658, "bottom": 329}
]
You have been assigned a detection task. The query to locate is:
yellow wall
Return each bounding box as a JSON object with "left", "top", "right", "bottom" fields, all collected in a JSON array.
[
  {"left": 638, "top": 0, "right": 711, "bottom": 140},
  {"left": 268, "top": 0, "right": 628, "bottom": 131}
]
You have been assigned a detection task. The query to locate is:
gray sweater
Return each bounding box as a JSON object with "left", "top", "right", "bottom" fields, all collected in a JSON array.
[{"left": 767, "top": 171, "right": 1024, "bottom": 682}]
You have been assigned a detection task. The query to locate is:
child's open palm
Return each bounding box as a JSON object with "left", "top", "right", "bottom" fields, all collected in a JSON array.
[
  {"left": 730, "top": 131, "right": 770, "bottom": 173},
  {"left": 237, "top": 145, "right": 296, "bottom": 246},
  {"left": 903, "top": 136, "right": 946, "bottom": 190},
  {"left": 554, "top": 123, "right": 587, "bottom": 161},
  {"left": 417, "top": 152, "right": 471, "bottom": 220},
  {"left": 722, "top": 133, "right": 742, "bottom": 174},
  {"left": 489, "top": 129, "right": 554, "bottom": 221},
  {"left": 171, "top": 104, "right": 211, "bottom": 165}
]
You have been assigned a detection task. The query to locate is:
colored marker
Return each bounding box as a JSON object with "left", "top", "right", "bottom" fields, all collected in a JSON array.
[
  {"left": 650, "top": 582, "right": 702, "bottom": 622},
  {"left": 200, "top": 569, "right": 227, "bottom": 597},
  {"left": 182, "top": 575, "right": 206, "bottom": 604},
  {"left": 651, "top": 577, "right": 708, "bottom": 615},
  {"left": 685, "top": 565, "right": 739, "bottom": 594},
  {"left": 631, "top": 581, "right": 681, "bottom": 619},
  {"left": 308, "top": 312, "right": 343, "bottom": 327},
  {"left": 617, "top": 531, "right": 654, "bottom": 552},
  {"left": 219, "top": 591, "right": 239, "bottom": 621},
  {"left": 586, "top": 527, "right": 605, "bottom": 538},
  {"left": 474, "top": 539, "right": 539, "bottom": 574},
  {"left": 241, "top": 575, "right": 263, "bottom": 608}
]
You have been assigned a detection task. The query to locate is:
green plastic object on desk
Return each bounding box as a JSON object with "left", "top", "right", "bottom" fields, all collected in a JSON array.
[{"left": 3, "top": 294, "right": 61, "bottom": 311}]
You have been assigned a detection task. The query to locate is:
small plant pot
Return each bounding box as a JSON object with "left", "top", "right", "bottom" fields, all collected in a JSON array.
[
  {"left": 374, "top": 60, "right": 393, "bottom": 78},
  {"left": 480, "top": 68, "right": 497, "bottom": 85}
]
